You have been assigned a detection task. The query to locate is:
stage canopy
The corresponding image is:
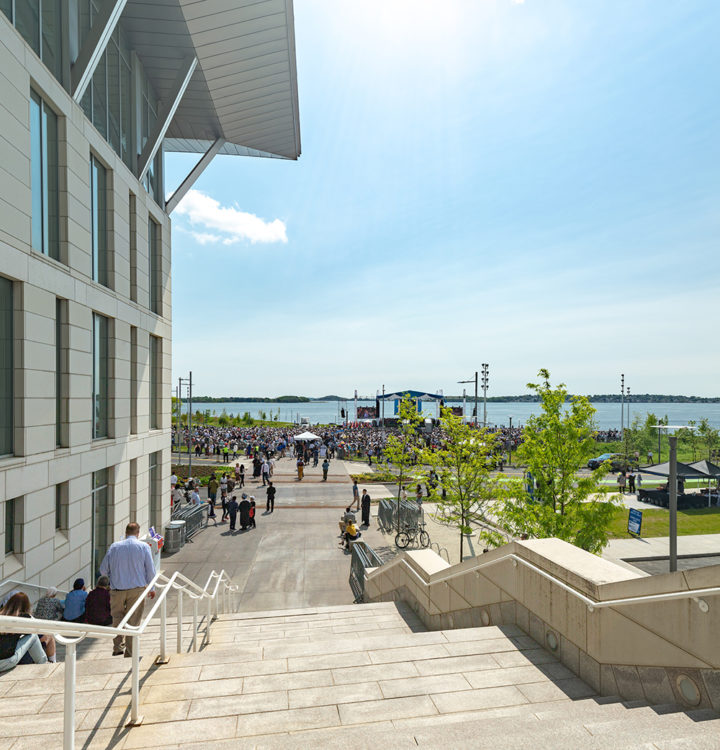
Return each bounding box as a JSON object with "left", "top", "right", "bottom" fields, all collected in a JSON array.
[
  {"left": 294, "top": 431, "right": 320, "bottom": 441},
  {"left": 640, "top": 461, "right": 710, "bottom": 479},
  {"left": 378, "top": 390, "right": 443, "bottom": 401}
]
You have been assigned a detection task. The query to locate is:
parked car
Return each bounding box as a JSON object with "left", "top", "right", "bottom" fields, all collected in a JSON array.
[{"left": 587, "top": 453, "right": 637, "bottom": 472}]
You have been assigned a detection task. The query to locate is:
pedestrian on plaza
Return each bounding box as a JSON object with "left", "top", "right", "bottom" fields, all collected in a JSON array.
[
  {"left": 628, "top": 471, "right": 636, "bottom": 494},
  {"left": 322, "top": 458, "right": 330, "bottom": 481},
  {"left": 266, "top": 482, "right": 276, "bottom": 513},
  {"left": 99, "top": 522, "right": 156, "bottom": 657},
  {"left": 415, "top": 484, "right": 423, "bottom": 505},
  {"left": 261, "top": 460, "right": 270, "bottom": 486},
  {"left": 361, "top": 489, "right": 371, "bottom": 527},
  {"left": 249, "top": 500, "right": 256, "bottom": 529},
  {"left": 227, "top": 495, "right": 238, "bottom": 531},
  {"left": 207, "top": 474, "right": 219, "bottom": 508},
  {"left": 352, "top": 480, "right": 360, "bottom": 512},
  {"left": 239, "top": 495, "right": 251, "bottom": 530},
  {"left": 239, "top": 464, "right": 245, "bottom": 487},
  {"left": 297, "top": 457, "right": 304, "bottom": 481},
  {"left": 223, "top": 444, "right": 230, "bottom": 463},
  {"left": 617, "top": 472, "right": 626, "bottom": 494},
  {"left": 190, "top": 485, "right": 201, "bottom": 505},
  {"left": 234, "top": 463, "right": 242, "bottom": 485},
  {"left": 647, "top": 450, "right": 653, "bottom": 464},
  {"left": 636, "top": 472, "right": 643, "bottom": 494}
]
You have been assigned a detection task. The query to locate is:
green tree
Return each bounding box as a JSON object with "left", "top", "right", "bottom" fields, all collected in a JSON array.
[
  {"left": 697, "top": 418, "right": 719, "bottom": 462},
  {"left": 492, "top": 370, "right": 620, "bottom": 553},
  {"left": 678, "top": 420, "right": 701, "bottom": 462},
  {"left": 424, "top": 408, "right": 503, "bottom": 562},
  {"left": 384, "top": 395, "right": 425, "bottom": 531}
]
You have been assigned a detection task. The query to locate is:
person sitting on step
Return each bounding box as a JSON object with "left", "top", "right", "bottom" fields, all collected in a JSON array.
[
  {"left": 0, "top": 592, "right": 56, "bottom": 672},
  {"left": 339, "top": 520, "right": 361, "bottom": 550}
]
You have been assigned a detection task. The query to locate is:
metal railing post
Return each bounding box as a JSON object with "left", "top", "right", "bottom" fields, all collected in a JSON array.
[
  {"left": 192, "top": 598, "right": 198, "bottom": 652},
  {"left": 206, "top": 595, "right": 213, "bottom": 645},
  {"left": 176, "top": 590, "right": 183, "bottom": 654},
  {"left": 157, "top": 595, "right": 168, "bottom": 664},
  {"left": 127, "top": 636, "right": 143, "bottom": 726},
  {"left": 63, "top": 642, "right": 76, "bottom": 750}
]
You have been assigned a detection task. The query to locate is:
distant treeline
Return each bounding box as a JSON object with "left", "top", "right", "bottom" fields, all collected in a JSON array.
[{"left": 186, "top": 394, "right": 720, "bottom": 404}]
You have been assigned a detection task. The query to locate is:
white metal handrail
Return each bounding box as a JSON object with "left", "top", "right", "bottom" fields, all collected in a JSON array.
[
  {"left": 369, "top": 551, "right": 719, "bottom": 614},
  {"left": 0, "top": 568, "right": 239, "bottom": 750},
  {"left": 0, "top": 578, "right": 69, "bottom": 601}
]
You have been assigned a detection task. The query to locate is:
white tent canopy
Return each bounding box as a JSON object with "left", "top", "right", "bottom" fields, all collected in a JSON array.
[{"left": 294, "top": 431, "right": 321, "bottom": 441}]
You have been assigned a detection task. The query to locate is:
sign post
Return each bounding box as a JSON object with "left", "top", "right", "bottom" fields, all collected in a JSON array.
[{"left": 627, "top": 508, "right": 643, "bottom": 536}]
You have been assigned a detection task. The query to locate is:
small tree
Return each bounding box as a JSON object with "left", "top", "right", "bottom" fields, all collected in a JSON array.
[
  {"left": 493, "top": 370, "right": 620, "bottom": 553},
  {"left": 678, "top": 420, "right": 701, "bottom": 462},
  {"left": 424, "top": 409, "right": 503, "bottom": 562},
  {"left": 384, "top": 395, "right": 425, "bottom": 532},
  {"left": 697, "top": 418, "right": 719, "bottom": 462}
]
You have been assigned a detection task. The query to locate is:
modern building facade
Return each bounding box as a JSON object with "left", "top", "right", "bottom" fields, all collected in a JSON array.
[{"left": 0, "top": 0, "right": 300, "bottom": 589}]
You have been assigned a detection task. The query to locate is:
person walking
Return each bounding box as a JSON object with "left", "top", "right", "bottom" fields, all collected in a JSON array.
[
  {"left": 636, "top": 472, "right": 643, "bottom": 494},
  {"left": 361, "top": 489, "right": 371, "bottom": 527},
  {"left": 297, "top": 457, "right": 304, "bottom": 481},
  {"left": 227, "top": 495, "right": 238, "bottom": 531},
  {"left": 352, "top": 480, "right": 360, "bottom": 512},
  {"left": 207, "top": 474, "right": 219, "bottom": 509},
  {"left": 266, "top": 482, "right": 276, "bottom": 513},
  {"left": 99, "top": 522, "right": 156, "bottom": 657},
  {"left": 617, "top": 472, "right": 626, "bottom": 495},
  {"left": 628, "top": 471, "right": 636, "bottom": 494},
  {"left": 322, "top": 458, "right": 330, "bottom": 481}
]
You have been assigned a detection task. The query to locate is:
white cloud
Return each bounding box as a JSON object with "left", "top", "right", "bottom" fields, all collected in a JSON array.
[{"left": 175, "top": 189, "right": 288, "bottom": 245}]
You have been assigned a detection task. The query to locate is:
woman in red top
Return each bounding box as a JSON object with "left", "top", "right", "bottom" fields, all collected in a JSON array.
[{"left": 84, "top": 576, "right": 112, "bottom": 626}]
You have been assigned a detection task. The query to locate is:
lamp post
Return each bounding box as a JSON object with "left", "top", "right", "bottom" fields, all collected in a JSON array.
[
  {"left": 458, "top": 373, "right": 478, "bottom": 426},
  {"left": 508, "top": 415, "right": 513, "bottom": 465},
  {"left": 481, "top": 363, "right": 489, "bottom": 428},
  {"left": 669, "top": 435, "right": 678, "bottom": 572}
]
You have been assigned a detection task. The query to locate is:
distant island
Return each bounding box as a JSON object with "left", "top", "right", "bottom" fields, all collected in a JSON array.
[{"left": 187, "top": 394, "right": 720, "bottom": 404}]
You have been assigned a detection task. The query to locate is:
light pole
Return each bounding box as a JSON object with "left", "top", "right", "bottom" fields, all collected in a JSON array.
[
  {"left": 669, "top": 435, "right": 678, "bottom": 572},
  {"left": 508, "top": 415, "right": 513, "bottom": 465},
  {"left": 481, "top": 363, "right": 489, "bottom": 428},
  {"left": 620, "top": 373, "right": 625, "bottom": 439},
  {"left": 458, "top": 373, "right": 478, "bottom": 426}
]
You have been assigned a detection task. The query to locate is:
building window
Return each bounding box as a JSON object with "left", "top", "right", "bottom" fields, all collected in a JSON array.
[
  {"left": 55, "top": 482, "right": 68, "bottom": 531},
  {"left": 149, "top": 451, "right": 161, "bottom": 529},
  {"left": 55, "top": 298, "right": 66, "bottom": 447},
  {"left": 148, "top": 218, "right": 160, "bottom": 314},
  {"left": 90, "top": 155, "right": 108, "bottom": 286},
  {"left": 0, "top": 277, "right": 12, "bottom": 457},
  {"left": 3, "top": 1, "right": 62, "bottom": 80},
  {"left": 78, "top": 15, "right": 133, "bottom": 169},
  {"left": 129, "top": 192, "right": 138, "bottom": 302},
  {"left": 92, "top": 469, "right": 109, "bottom": 578},
  {"left": 4, "top": 498, "right": 18, "bottom": 556},
  {"left": 149, "top": 335, "right": 160, "bottom": 430},
  {"left": 92, "top": 313, "right": 109, "bottom": 439},
  {"left": 30, "top": 89, "right": 59, "bottom": 260},
  {"left": 130, "top": 326, "right": 138, "bottom": 434}
]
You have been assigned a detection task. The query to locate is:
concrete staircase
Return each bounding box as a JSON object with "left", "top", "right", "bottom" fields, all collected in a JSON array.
[{"left": 0, "top": 601, "right": 718, "bottom": 749}]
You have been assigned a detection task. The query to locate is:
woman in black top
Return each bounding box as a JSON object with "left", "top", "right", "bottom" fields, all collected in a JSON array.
[{"left": 0, "top": 592, "right": 55, "bottom": 670}]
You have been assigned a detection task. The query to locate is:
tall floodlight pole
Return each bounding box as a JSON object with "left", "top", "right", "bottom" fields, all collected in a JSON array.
[
  {"left": 508, "top": 416, "right": 513, "bottom": 464},
  {"left": 463, "top": 389, "right": 466, "bottom": 422},
  {"left": 668, "top": 434, "right": 678, "bottom": 572},
  {"left": 620, "top": 373, "right": 625, "bottom": 439},
  {"left": 481, "top": 363, "right": 489, "bottom": 428},
  {"left": 382, "top": 384, "right": 385, "bottom": 432},
  {"left": 178, "top": 375, "right": 191, "bottom": 469},
  {"left": 624, "top": 385, "right": 630, "bottom": 461},
  {"left": 188, "top": 371, "right": 193, "bottom": 478}
]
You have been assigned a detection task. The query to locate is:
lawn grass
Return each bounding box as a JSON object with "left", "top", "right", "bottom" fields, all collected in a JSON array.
[{"left": 608, "top": 506, "right": 720, "bottom": 539}]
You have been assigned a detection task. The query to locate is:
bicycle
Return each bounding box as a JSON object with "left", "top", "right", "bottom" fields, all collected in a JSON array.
[{"left": 395, "top": 523, "right": 430, "bottom": 549}]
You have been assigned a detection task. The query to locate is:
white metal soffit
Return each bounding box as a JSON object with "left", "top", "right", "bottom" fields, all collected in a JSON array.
[{"left": 124, "top": 0, "right": 301, "bottom": 160}]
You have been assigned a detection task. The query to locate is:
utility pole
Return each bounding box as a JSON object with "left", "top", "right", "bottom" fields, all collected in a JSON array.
[
  {"left": 462, "top": 388, "right": 466, "bottom": 422},
  {"left": 669, "top": 435, "right": 678, "bottom": 572},
  {"left": 620, "top": 373, "right": 625, "bottom": 439},
  {"left": 508, "top": 416, "right": 513, "bottom": 465},
  {"left": 481, "top": 363, "right": 489, "bottom": 428},
  {"left": 381, "top": 384, "right": 385, "bottom": 433}
]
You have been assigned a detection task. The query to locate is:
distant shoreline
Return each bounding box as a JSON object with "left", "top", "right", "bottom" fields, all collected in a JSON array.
[{"left": 187, "top": 394, "right": 720, "bottom": 404}]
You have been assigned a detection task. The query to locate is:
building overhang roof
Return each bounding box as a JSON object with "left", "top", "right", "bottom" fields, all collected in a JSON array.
[{"left": 122, "top": 0, "right": 301, "bottom": 161}]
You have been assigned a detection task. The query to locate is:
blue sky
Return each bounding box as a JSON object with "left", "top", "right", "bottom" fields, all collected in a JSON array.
[{"left": 167, "top": 0, "right": 720, "bottom": 398}]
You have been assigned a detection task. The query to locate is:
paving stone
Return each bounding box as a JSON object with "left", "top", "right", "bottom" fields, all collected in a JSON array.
[
  {"left": 288, "top": 681, "right": 382, "bottom": 709},
  {"left": 187, "top": 689, "right": 288, "bottom": 719},
  {"left": 235, "top": 705, "right": 341, "bottom": 738},
  {"left": 430, "top": 685, "right": 529, "bottom": 713},
  {"left": 414, "top": 653, "right": 499, "bottom": 676},
  {"left": 338, "top": 694, "right": 438, "bottom": 725},
  {"left": 332, "top": 661, "right": 420, "bottom": 685},
  {"left": 379, "top": 673, "right": 472, "bottom": 699}
]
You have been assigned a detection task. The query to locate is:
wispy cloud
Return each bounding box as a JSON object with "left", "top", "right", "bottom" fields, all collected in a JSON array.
[{"left": 175, "top": 189, "right": 288, "bottom": 245}]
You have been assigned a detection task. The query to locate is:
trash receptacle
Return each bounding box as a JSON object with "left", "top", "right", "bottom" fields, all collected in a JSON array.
[{"left": 164, "top": 520, "right": 186, "bottom": 554}]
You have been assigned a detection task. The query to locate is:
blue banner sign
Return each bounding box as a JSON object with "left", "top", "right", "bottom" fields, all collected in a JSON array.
[{"left": 628, "top": 508, "right": 643, "bottom": 536}]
